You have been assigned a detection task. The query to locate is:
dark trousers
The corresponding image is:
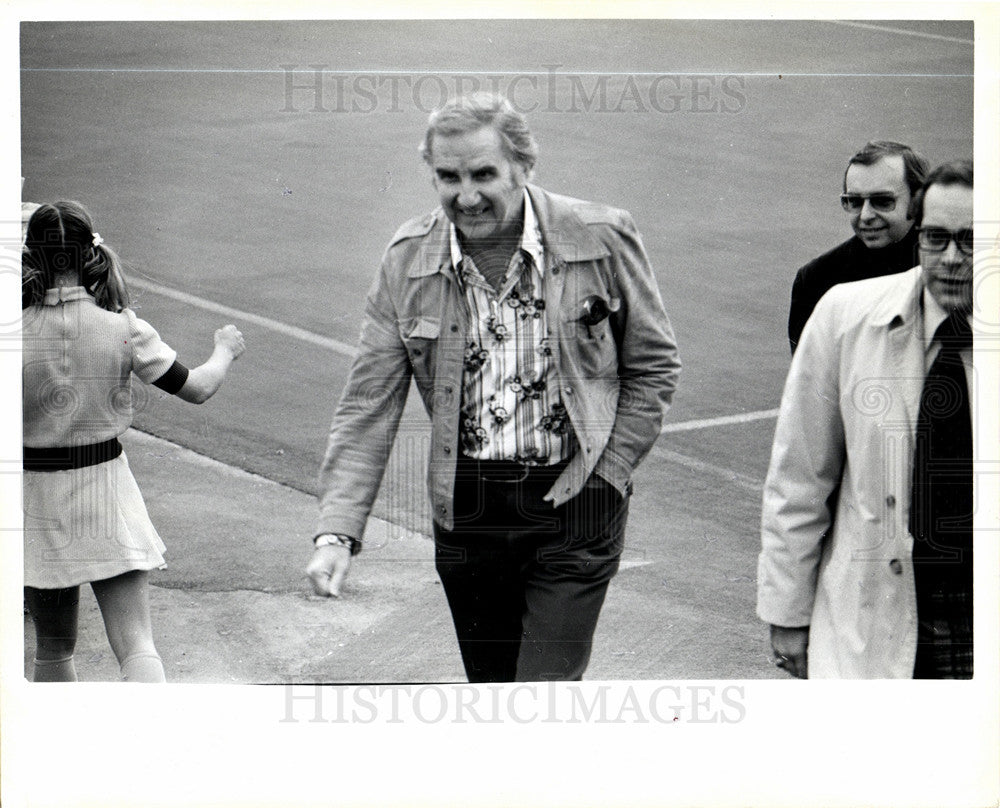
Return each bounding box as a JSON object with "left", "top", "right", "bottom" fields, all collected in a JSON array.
[{"left": 434, "top": 456, "right": 627, "bottom": 683}]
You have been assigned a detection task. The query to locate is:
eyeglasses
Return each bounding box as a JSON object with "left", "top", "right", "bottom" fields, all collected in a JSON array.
[
  {"left": 840, "top": 193, "right": 899, "bottom": 213},
  {"left": 917, "top": 226, "right": 974, "bottom": 256}
]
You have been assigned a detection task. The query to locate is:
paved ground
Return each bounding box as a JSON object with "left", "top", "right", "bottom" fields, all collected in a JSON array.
[{"left": 23, "top": 426, "right": 781, "bottom": 682}]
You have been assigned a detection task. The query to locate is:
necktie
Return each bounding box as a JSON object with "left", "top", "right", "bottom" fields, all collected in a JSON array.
[
  {"left": 909, "top": 312, "right": 973, "bottom": 564},
  {"left": 909, "top": 312, "right": 973, "bottom": 678}
]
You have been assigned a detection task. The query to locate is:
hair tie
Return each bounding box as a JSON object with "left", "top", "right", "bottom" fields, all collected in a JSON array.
[{"left": 92, "top": 232, "right": 103, "bottom": 248}]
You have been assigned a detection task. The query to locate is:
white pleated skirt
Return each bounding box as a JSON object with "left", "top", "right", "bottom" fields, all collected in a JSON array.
[{"left": 23, "top": 451, "right": 167, "bottom": 589}]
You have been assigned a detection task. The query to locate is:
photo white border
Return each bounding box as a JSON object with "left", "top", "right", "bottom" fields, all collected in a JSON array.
[{"left": 2, "top": 2, "right": 997, "bottom": 807}]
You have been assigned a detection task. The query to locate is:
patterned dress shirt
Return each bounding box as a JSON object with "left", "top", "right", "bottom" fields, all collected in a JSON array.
[{"left": 449, "top": 191, "right": 575, "bottom": 465}]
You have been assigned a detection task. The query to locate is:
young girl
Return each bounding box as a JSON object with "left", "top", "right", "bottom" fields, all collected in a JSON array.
[{"left": 22, "top": 200, "right": 245, "bottom": 682}]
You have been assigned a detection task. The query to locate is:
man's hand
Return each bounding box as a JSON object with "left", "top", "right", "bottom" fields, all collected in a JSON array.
[
  {"left": 769, "top": 624, "right": 809, "bottom": 678},
  {"left": 306, "top": 544, "right": 353, "bottom": 598}
]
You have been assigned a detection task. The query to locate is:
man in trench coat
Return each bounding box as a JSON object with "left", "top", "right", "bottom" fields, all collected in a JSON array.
[{"left": 758, "top": 160, "right": 974, "bottom": 678}]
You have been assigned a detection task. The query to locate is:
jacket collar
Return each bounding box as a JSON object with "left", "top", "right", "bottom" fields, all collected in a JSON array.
[
  {"left": 42, "top": 286, "right": 94, "bottom": 306},
  {"left": 407, "top": 183, "right": 607, "bottom": 278},
  {"left": 868, "top": 267, "right": 924, "bottom": 331},
  {"left": 526, "top": 184, "right": 609, "bottom": 263},
  {"left": 865, "top": 267, "right": 926, "bottom": 429}
]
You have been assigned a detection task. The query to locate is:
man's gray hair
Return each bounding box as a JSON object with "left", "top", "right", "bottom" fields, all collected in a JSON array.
[{"left": 419, "top": 92, "right": 538, "bottom": 171}]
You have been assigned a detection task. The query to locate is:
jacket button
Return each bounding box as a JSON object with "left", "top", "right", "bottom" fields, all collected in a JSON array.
[
  {"left": 450, "top": 324, "right": 459, "bottom": 332},
  {"left": 564, "top": 387, "right": 573, "bottom": 396},
  {"left": 552, "top": 266, "right": 560, "bottom": 275},
  {"left": 886, "top": 495, "right": 896, "bottom": 508},
  {"left": 413, "top": 348, "right": 422, "bottom": 356},
  {"left": 443, "top": 446, "right": 451, "bottom": 454},
  {"left": 889, "top": 559, "right": 903, "bottom": 575}
]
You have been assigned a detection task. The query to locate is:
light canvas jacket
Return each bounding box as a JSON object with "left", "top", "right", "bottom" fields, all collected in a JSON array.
[
  {"left": 758, "top": 266, "right": 941, "bottom": 678},
  {"left": 317, "top": 184, "right": 681, "bottom": 538}
]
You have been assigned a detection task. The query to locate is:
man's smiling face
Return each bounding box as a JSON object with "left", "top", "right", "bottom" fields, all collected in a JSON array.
[
  {"left": 844, "top": 154, "right": 914, "bottom": 250},
  {"left": 430, "top": 125, "right": 529, "bottom": 244}
]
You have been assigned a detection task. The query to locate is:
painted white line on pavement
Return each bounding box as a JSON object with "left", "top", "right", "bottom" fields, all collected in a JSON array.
[
  {"left": 132, "top": 277, "right": 777, "bottom": 441},
  {"left": 825, "top": 20, "right": 974, "bottom": 45},
  {"left": 130, "top": 277, "right": 359, "bottom": 359},
  {"left": 651, "top": 446, "right": 764, "bottom": 495},
  {"left": 660, "top": 409, "right": 780, "bottom": 434},
  {"left": 619, "top": 560, "right": 654, "bottom": 571}
]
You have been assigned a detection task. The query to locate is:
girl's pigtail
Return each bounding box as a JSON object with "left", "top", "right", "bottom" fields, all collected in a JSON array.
[
  {"left": 84, "top": 241, "right": 130, "bottom": 312},
  {"left": 21, "top": 248, "right": 45, "bottom": 309}
]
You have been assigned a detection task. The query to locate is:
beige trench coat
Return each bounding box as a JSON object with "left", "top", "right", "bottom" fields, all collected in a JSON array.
[{"left": 758, "top": 267, "right": 935, "bottom": 678}]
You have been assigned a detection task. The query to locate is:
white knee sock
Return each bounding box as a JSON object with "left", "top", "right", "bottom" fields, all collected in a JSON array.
[
  {"left": 33, "top": 655, "right": 77, "bottom": 682},
  {"left": 120, "top": 652, "right": 165, "bottom": 683}
]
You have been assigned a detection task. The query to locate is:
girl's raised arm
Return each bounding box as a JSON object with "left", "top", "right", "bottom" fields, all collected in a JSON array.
[{"left": 175, "top": 324, "right": 245, "bottom": 404}]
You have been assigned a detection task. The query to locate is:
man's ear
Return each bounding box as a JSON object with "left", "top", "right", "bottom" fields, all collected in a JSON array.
[{"left": 514, "top": 163, "right": 535, "bottom": 186}]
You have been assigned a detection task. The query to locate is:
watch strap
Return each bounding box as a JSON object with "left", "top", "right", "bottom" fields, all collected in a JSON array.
[{"left": 314, "top": 533, "right": 362, "bottom": 556}]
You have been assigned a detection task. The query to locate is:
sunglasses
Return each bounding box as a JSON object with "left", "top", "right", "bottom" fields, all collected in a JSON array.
[
  {"left": 917, "top": 226, "right": 974, "bottom": 256},
  {"left": 839, "top": 193, "right": 899, "bottom": 213}
]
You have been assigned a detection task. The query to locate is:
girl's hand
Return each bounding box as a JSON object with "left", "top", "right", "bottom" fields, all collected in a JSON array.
[
  {"left": 176, "top": 325, "right": 246, "bottom": 403},
  {"left": 215, "top": 324, "right": 245, "bottom": 360}
]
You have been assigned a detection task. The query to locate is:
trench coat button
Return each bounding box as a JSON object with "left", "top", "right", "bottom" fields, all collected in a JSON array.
[
  {"left": 886, "top": 495, "right": 896, "bottom": 508},
  {"left": 450, "top": 324, "right": 459, "bottom": 332},
  {"left": 438, "top": 505, "right": 447, "bottom": 515},
  {"left": 889, "top": 559, "right": 903, "bottom": 575},
  {"left": 552, "top": 266, "right": 560, "bottom": 275},
  {"left": 443, "top": 446, "right": 451, "bottom": 454},
  {"left": 413, "top": 348, "right": 422, "bottom": 356}
]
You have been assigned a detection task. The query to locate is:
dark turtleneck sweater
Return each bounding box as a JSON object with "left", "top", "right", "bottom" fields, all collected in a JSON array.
[{"left": 787, "top": 227, "right": 921, "bottom": 353}]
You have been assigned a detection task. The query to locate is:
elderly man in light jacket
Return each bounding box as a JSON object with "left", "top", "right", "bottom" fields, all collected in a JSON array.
[
  {"left": 757, "top": 160, "right": 974, "bottom": 678},
  {"left": 307, "top": 93, "right": 680, "bottom": 683}
]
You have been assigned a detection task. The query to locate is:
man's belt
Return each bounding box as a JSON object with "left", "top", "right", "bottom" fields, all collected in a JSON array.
[{"left": 457, "top": 454, "right": 568, "bottom": 484}]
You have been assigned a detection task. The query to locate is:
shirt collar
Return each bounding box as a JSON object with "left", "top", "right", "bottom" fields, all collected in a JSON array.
[
  {"left": 922, "top": 287, "right": 972, "bottom": 347},
  {"left": 42, "top": 286, "right": 94, "bottom": 306},
  {"left": 448, "top": 188, "right": 544, "bottom": 275}
]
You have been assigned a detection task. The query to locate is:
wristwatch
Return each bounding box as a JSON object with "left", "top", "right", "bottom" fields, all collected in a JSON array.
[{"left": 314, "top": 533, "right": 361, "bottom": 556}]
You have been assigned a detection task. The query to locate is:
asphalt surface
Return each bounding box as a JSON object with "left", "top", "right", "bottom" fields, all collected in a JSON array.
[
  {"left": 22, "top": 424, "right": 780, "bottom": 682},
  {"left": 18, "top": 19, "right": 975, "bottom": 685}
]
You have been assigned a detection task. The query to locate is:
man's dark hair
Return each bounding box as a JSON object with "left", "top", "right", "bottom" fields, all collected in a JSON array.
[
  {"left": 909, "top": 159, "right": 973, "bottom": 226},
  {"left": 842, "top": 140, "right": 930, "bottom": 196}
]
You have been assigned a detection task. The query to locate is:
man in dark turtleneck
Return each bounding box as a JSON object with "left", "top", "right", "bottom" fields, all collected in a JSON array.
[{"left": 787, "top": 141, "right": 929, "bottom": 353}]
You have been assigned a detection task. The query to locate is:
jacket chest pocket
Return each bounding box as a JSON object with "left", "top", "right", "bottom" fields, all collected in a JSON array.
[
  {"left": 560, "top": 294, "right": 619, "bottom": 376},
  {"left": 401, "top": 317, "right": 441, "bottom": 381}
]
